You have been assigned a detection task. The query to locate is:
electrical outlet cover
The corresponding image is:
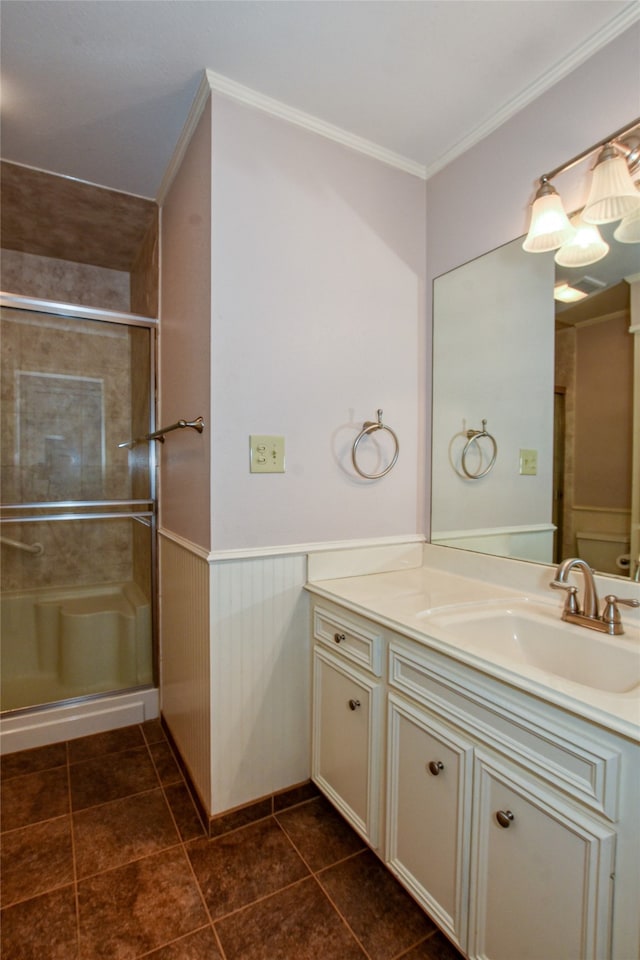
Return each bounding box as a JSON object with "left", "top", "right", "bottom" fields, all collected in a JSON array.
[
  {"left": 519, "top": 448, "right": 538, "bottom": 476},
  {"left": 250, "top": 435, "right": 285, "bottom": 473}
]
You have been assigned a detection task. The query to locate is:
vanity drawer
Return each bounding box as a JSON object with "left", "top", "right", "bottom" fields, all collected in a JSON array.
[
  {"left": 389, "top": 642, "right": 620, "bottom": 820},
  {"left": 314, "top": 604, "right": 383, "bottom": 676}
]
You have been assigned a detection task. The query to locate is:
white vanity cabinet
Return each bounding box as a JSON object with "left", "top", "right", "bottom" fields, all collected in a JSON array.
[
  {"left": 469, "top": 753, "right": 615, "bottom": 960},
  {"left": 387, "top": 640, "right": 620, "bottom": 960},
  {"left": 309, "top": 593, "right": 639, "bottom": 960},
  {"left": 311, "top": 603, "right": 385, "bottom": 848}
]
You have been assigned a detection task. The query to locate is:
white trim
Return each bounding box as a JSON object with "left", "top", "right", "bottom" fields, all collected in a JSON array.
[
  {"left": 0, "top": 688, "right": 159, "bottom": 754},
  {"left": 157, "top": 5, "right": 639, "bottom": 198},
  {"left": 432, "top": 524, "right": 555, "bottom": 542},
  {"left": 203, "top": 69, "right": 426, "bottom": 180},
  {"left": 424, "top": 3, "right": 640, "bottom": 179},
  {"left": 158, "top": 526, "right": 210, "bottom": 561},
  {"left": 157, "top": 527, "right": 424, "bottom": 562},
  {"left": 156, "top": 71, "right": 214, "bottom": 204},
  {"left": 208, "top": 533, "right": 425, "bottom": 562}
]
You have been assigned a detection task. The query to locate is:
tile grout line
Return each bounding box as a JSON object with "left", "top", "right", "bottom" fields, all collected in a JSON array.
[
  {"left": 66, "top": 740, "right": 83, "bottom": 959},
  {"left": 272, "top": 815, "right": 375, "bottom": 960}
]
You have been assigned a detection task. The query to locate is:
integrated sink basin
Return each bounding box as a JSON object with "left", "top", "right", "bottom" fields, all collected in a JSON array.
[{"left": 424, "top": 602, "right": 640, "bottom": 694}]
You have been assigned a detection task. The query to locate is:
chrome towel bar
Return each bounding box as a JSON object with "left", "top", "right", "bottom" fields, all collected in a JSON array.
[{"left": 118, "top": 417, "right": 205, "bottom": 449}]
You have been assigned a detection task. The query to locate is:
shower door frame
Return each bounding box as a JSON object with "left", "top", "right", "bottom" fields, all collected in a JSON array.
[{"left": 0, "top": 292, "right": 160, "bottom": 710}]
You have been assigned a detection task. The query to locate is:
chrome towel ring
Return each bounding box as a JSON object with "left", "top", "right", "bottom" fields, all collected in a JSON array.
[
  {"left": 352, "top": 409, "right": 399, "bottom": 479},
  {"left": 461, "top": 419, "right": 497, "bottom": 479}
]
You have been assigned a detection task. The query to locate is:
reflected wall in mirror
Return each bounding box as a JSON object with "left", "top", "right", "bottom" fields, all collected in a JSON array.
[{"left": 432, "top": 223, "right": 639, "bottom": 581}]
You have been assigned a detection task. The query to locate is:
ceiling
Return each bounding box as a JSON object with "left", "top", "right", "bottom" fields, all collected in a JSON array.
[{"left": 1, "top": 1, "right": 638, "bottom": 200}]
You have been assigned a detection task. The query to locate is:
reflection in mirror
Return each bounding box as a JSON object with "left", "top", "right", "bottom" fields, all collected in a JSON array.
[{"left": 432, "top": 223, "right": 639, "bottom": 581}]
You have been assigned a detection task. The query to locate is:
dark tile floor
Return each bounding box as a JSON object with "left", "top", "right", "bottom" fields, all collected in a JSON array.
[{"left": 0, "top": 721, "right": 464, "bottom": 960}]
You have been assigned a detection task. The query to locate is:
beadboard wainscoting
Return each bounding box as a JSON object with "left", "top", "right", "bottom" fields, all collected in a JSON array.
[
  {"left": 158, "top": 532, "right": 212, "bottom": 813},
  {"left": 159, "top": 531, "right": 311, "bottom": 817},
  {"left": 209, "top": 553, "right": 310, "bottom": 814}
]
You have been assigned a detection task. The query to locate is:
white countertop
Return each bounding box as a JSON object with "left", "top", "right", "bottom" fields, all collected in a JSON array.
[{"left": 306, "top": 562, "right": 640, "bottom": 743}]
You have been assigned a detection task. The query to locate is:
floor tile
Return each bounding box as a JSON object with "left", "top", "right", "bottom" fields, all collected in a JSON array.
[
  {"left": 142, "top": 927, "right": 223, "bottom": 959},
  {"left": 141, "top": 718, "right": 165, "bottom": 744},
  {"left": 276, "top": 796, "right": 365, "bottom": 870},
  {"left": 399, "top": 931, "right": 465, "bottom": 959},
  {"left": 67, "top": 725, "right": 145, "bottom": 764},
  {"left": 77, "top": 846, "right": 208, "bottom": 960},
  {"left": 319, "top": 849, "right": 436, "bottom": 960},
  {"left": 69, "top": 745, "right": 159, "bottom": 811},
  {"left": 148, "top": 739, "right": 182, "bottom": 785},
  {"left": 0, "top": 742, "right": 67, "bottom": 781},
  {"left": 0, "top": 885, "right": 78, "bottom": 960},
  {"left": 0, "top": 816, "right": 74, "bottom": 907},
  {"left": 164, "top": 782, "right": 206, "bottom": 841},
  {"left": 215, "top": 876, "right": 367, "bottom": 960},
  {"left": 73, "top": 788, "right": 179, "bottom": 878},
  {"left": 273, "top": 780, "right": 320, "bottom": 812},
  {"left": 187, "top": 816, "right": 309, "bottom": 920},
  {"left": 0, "top": 765, "right": 69, "bottom": 831},
  {"left": 207, "top": 797, "right": 272, "bottom": 838}
]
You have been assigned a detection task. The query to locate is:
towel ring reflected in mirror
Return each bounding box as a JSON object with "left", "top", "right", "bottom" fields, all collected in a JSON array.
[{"left": 460, "top": 419, "right": 497, "bottom": 480}]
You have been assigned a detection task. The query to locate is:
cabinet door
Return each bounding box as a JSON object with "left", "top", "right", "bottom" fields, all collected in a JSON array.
[
  {"left": 312, "top": 647, "right": 382, "bottom": 847},
  {"left": 469, "top": 754, "right": 615, "bottom": 960},
  {"left": 386, "top": 694, "right": 473, "bottom": 952}
]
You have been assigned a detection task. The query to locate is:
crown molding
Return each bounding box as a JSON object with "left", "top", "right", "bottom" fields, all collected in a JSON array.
[
  {"left": 425, "top": 2, "right": 640, "bottom": 179},
  {"left": 157, "top": 2, "right": 639, "bottom": 199},
  {"left": 157, "top": 67, "right": 426, "bottom": 201},
  {"left": 156, "top": 71, "right": 214, "bottom": 204},
  {"left": 203, "top": 69, "right": 426, "bottom": 179}
]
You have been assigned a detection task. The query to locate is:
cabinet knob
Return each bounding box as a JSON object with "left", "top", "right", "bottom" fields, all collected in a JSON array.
[
  {"left": 334, "top": 632, "right": 346, "bottom": 644},
  {"left": 348, "top": 698, "right": 361, "bottom": 711},
  {"left": 496, "top": 809, "right": 515, "bottom": 828},
  {"left": 428, "top": 761, "right": 444, "bottom": 776}
]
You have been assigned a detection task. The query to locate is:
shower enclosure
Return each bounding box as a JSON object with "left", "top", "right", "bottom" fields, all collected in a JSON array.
[{"left": 0, "top": 300, "right": 156, "bottom": 719}]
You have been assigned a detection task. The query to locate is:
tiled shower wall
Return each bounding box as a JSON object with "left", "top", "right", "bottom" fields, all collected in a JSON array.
[
  {"left": 1, "top": 250, "right": 130, "bottom": 312},
  {"left": 0, "top": 308, "right": 137, "bottom": 592}
]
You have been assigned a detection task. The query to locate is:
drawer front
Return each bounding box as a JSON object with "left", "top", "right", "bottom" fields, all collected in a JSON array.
[
  {"left": 314, "top": 604, "right": 383, "bottom": 676},
  {"left": 389, "top": 643, "right": 620, "bottom": 820}
]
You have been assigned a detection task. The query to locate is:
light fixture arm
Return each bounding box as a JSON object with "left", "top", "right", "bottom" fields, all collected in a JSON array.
[{"left": 540, "top": 116, "right": 640, "bottom": 183}]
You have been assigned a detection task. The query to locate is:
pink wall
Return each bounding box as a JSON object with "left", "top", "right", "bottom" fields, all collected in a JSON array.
[
  {"left": 209, "top": 95, "right": 427, "bottom": 550},
  {"left": 159, "top": 100, "right": 212, "bottom": 549}
]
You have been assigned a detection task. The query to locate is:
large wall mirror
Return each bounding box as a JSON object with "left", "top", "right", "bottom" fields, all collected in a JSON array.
[{"left": 432, "top": 216, "right": 639, "bottom": 582}]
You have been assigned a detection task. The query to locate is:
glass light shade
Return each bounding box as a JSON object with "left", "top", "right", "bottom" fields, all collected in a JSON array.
[
  {"left": 582, "top": 146, "right": 640, "bottom": 224},
  {"left": 554, "top": 214, "right": 609, "bottom": 267},
  {"left": 613, "top": 204, "right": 640, "bottom": 243},
  {"left": 522, "top": 183, "right": 575, "bottom": 253}
]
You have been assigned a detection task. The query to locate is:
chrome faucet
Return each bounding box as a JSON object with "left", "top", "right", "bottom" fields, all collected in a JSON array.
[{"left": 550, "top": 557, "right": 639, "bottom": 636}]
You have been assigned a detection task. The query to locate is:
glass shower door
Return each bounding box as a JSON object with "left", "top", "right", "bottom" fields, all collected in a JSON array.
[{"left": 0, "top": 303, "right": 156, "bottom": 713}]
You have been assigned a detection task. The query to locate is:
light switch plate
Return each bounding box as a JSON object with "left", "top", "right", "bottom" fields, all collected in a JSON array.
[
  {"left": 519, "top": 448, "right": 538, "bottom": 476},
  {"left": 250, "top": 435, "right": 285, "bottom": 473}
]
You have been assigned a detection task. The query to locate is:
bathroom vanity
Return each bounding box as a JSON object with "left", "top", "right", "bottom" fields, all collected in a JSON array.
[{"left": 307, "top": 547, "right": 640, "bottom": 960}]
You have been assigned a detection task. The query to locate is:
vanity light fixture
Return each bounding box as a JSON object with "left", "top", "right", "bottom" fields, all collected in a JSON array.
[
  {"left": 523, "top": 118, "right": 640, "bottom": 254},
  {"left": 554, "top": 213, "right": 609, "bottom": 268},
  {"left": 614, "top": 203, "right": 640, "bottom": 243}
]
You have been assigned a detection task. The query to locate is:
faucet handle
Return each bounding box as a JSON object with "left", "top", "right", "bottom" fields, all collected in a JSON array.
[
  {"left": 601, "top": 594, "right": 640, "bottom": 632},
  {"left": 550, "top": 580, "right": 580, "bottom": 614}
]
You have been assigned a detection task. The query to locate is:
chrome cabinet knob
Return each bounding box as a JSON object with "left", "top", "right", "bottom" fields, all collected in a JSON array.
[
  {"left": 428, "top": 761, "right": 444, "bottom": 776},
  {"left": 348, "top": 699, "right": 361, "bottom": 711},
  {"left": 496, "top": 809, "right": 515, "bottom": 828},
  {"left": 334, "top": 632, "right": 346, "bottom": 644}
]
